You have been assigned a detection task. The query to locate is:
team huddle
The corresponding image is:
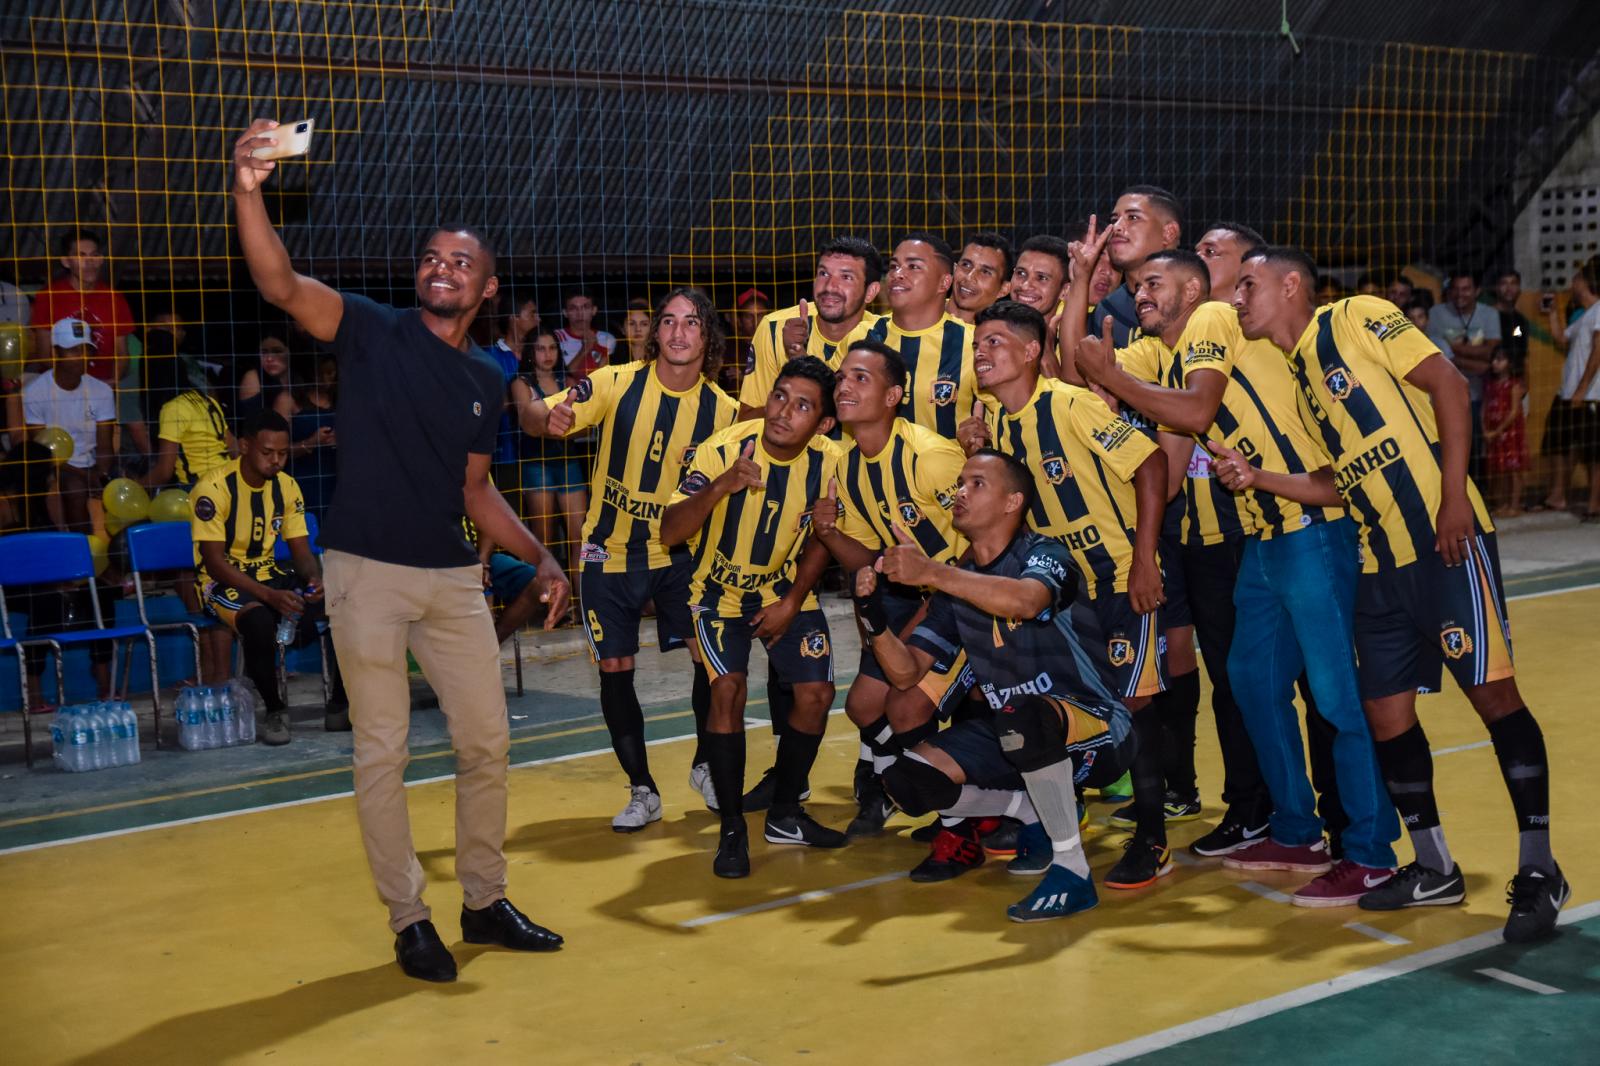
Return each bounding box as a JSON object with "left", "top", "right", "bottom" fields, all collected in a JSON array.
[{"left": 514, "top": 184, "right": 1568, "bottom": 940}]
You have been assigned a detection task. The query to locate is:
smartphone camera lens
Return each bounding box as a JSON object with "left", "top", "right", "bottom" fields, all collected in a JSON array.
[{"left": 296, "top": 122, "right": 309, "bottom": 132}]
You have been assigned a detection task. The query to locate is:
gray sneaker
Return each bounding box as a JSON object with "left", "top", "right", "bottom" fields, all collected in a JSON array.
[
  {"left": 259, "top": 710, "right": 291, "bottom": 746},
  {"left": 688, "top": 762, "right": 719, "bottom": 812},
  {"left": 612, "top": 786, "right": 662, "bottom": 833}
]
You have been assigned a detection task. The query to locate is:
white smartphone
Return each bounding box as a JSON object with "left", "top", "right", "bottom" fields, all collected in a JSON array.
[{"left": 252, "top": 119, "right": 315, "bottom": 160}]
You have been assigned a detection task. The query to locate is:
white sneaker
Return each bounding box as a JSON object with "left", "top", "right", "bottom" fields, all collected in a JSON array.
[
  {"left": 612, "top": 786, "right": 663, "bottom": 833},
  {"left": 689, "top": 762, "right": 720, "bottom": 813}
]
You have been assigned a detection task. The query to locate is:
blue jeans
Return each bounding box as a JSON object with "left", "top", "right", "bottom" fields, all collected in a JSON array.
[{"left": 1228, "top": 518, "right": 1399, "bottom": 869}]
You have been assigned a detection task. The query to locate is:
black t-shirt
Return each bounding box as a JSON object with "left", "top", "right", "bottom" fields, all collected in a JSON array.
[
  {"left": 321, "top": 293, "right": 502, "bottom": 567},
  {"left": 909, "top": 530, "right": 1129, "bottom": 738}
]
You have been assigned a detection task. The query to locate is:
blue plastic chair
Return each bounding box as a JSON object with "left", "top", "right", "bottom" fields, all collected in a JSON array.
[
  {"left": 125, "top": 521, "right": 217, "bottom": 741},
  {"left": 0, "top": 532, "right": 158, "bottom": 766}
]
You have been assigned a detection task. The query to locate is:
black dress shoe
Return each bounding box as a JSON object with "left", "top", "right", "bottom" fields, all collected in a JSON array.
[
  {"left": 394, "top": 919, "right": 457, "bottom": 982},
  {"left": 713, "top": 824, "right": 751, "bottom": 879},
  {"left": 460, "top": 898, "right": 564, "bottom": 952}
]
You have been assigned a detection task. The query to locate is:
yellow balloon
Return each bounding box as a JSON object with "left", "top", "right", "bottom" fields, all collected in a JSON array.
[
  {"left": 0, "top": 322, "right": 25, "bottom": 378},
  {"left": 33, "top": 426, "right": 74, "bottom": 465},
  {"left": 86, "top": 533, "right": 110, "bottom": 576},
  {"left": 102, "top": 477, "right": 151, "bottom": 522},
  {"left": 104, "top": 511, "right": 128, "bottom": 537},
  {"left": 150, "top": 488, "right": 192, "bottom": 523}
]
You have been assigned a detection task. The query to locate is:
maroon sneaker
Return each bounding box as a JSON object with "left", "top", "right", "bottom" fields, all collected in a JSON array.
[
  {"left": 1291, "top": 860, "right": 1396, "bottom": 908},
  {"left": 909, "top": 823, "right": 986, "bottom": 882},
  {"left": 1222, "top": 837, "right": 1333, "bottom": 874}
]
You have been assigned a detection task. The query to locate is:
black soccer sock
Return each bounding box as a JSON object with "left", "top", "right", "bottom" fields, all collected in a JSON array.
[
  {"left": 690, "top": 661, "right": 712, "bottom": 766},
  {"left": 703, "top": 731, "right": 747, "bottom": 830},
  {"left": 1488, "top": 707, "right": 1555, "bottom": 874},
  {"left": 770, "top": 728, "right": 824, "bottom": 818},
  {"left": 599, "top": 670, "right": 656, "bottom": 793},
  {"left": 859, "top": 713, "right": 895, "bottom": 766},
  {"left": 1130, "top": 709, "right": 1169, "bottom": 845},
  {"left": 1158, "top": 669, "right": 1200, "bottom": 799},
  {"left": 237, "top": 608, "right": 285, "bottom": 713},
  {"left": 1375, "top": 722, "right": 1453, "bottom": 874},
  {"left": 766, "top": 664, "right": 793, "bottom": 739}
]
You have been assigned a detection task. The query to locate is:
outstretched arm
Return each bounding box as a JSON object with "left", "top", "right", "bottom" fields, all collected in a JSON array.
[{"left": 463, "top": 452, "right": 571, "bottom": 627}]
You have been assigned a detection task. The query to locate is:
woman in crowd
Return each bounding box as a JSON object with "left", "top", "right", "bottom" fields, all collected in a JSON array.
[
  {"left": 510, "top": 326, "right": 588, "bottom": 577},
  {"left": 280, "top": 352, "right": 339, "bottom": 525},
  {"left": 234, "top": 333, "right": 294, "bottom": 427}
]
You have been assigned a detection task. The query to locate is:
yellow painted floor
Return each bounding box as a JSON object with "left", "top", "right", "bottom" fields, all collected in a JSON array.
[{"left": 4, "top": 589, "right": 1597, "bottom": 1065}]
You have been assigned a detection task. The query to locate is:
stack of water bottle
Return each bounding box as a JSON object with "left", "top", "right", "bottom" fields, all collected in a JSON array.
[
  {"left": 173, "top": 680, "right": 259, "bottom": 751},
  {"left": 49, "top": 701, "right": 142, "bottom": 772}
]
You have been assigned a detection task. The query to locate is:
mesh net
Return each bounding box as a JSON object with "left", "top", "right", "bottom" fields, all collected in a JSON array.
[{"left": 0, "top": 2, "right": 1591, "bottom": 641}]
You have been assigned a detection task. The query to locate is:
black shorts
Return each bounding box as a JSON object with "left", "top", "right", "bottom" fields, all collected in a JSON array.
[
  {"left": 1088, "top": 591, "right": 1166, "bottom": 700},
  {"left": 1355, "top": 531, "right": 1515, "bottom": 700},
  {"left": 579, "top": 557, "right": 693, "bottom": 661},
  {"left": 1159, "top": 498, "right": 1193, "bottom": 629},
  {"left": 1540, "top": 395, "right": 1600, "bottom": 462},
  {"left": 928, "top": 710, "right": 1134, "bottom": 792},
  {"left": 857, "top": 589, "right": 974, "bottom": 718},
  {"left": 693, "top": 606, "right": 834, "bottom": 685}
]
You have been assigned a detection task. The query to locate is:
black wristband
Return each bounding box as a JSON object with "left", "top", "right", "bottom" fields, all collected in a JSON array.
[{"left": 854, "top": 580, "right": 889, "bottom": 638}]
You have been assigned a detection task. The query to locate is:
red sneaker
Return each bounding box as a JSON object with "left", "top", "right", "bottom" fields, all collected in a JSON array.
[
  {"left": 909, "top": 823, "right": 985, "bottom": 882},
  {"left": 1291, "top": 860, "right": 1396, "bottom": 908},
  {"left": 1222, "top": 837, "right": 1333, "bottom": 874}
]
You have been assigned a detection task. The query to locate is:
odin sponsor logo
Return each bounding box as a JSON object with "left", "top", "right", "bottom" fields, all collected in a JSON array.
[
  {"left": 1182, "top": 339, "right": 1225, "bottom": 366},
  {"left": 1363, "top": 311, "right": 1414, "bottom": 341},
  {"left": 981, "top": 671, "right": 1055, "bottom": 709},
  {"left": 1091, "top": 422, "right": 1136, "bottom": 452},
  {"left": 1334, "top": 437, "right": 1402, "bottom": 493}
]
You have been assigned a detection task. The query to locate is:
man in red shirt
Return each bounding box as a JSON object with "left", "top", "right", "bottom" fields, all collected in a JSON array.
[{"left": 30, "top": 230, "right": 136, "bottom": 383}]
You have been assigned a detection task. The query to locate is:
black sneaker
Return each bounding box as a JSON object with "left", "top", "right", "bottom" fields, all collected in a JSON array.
[
  {"left": 1189, "top": 812, "right": 1270, "bottom": 857},
  {"left": 713, "top": 824, "right": 750, "bottom": 878},
  {"left": 1358, "top": 861, "right": 1466, "bottom": 911},
  {"left": 742, "top": 768, "right": 811, "bottom": 812},
  {"left": 1103, "top": 836, "right": 1174, "bottom": 890},
  {"left": 1113, "top": 791, "right": 1202, "bottom": 827},
  {"left": 852, "top": 759, "right": 874, "bottom": 805},
  {"left": 981, "top": 818, "right": 1021, "bottom": 856},
  {"left": 909, "top": 823, "right": 985, "bottom": 882},
  {"left": 909, "top": 817, "right": 943, "bottom": 843},
  {"left": 846, "top": 776, "right": 896, "bottom": 839},
  {"left": 1503, "top": 864, "right": 1570, "bottom": 944},
  {"left": 765, "top": 809, "right": 848, "bottom": 849}
]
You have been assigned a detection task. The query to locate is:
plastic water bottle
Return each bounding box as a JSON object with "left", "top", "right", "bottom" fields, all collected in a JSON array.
[
  {"left": 100, "top": 702, "right": 123, "bottom": 768},
  {"left": 177, "top": 688, "right": 198, "bottom": 751},
  {"left": 218, "top": 686, "right": 237, "bottom": 746},
  {"left": 235, "top": 686, "right": 256, "bottom": 744},
  {"left": 66, "top": 705, "right": 93, "bottom": 772},
  {"left": 275, "top": 611, "right": 298, "bottom": 647},
  {"left": 85, "top": 702, "right": 109, "bottom": 770},
  {"left": 116, "top": 702, "right": 141, "bottom": 765},
  {"left": 201, "top": 686, "right": 221, "bottom": 749},
  {"left": 50, "top": 706, "right": 71, "bottom": 770}
]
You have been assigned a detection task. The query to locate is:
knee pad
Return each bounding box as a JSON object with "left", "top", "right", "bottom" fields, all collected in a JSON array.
[
  {"left": 881, "top": 753, "right": 961, "bottom": 817},
  {"left": 995, "top": 694, "right": 1069, "bottom": 774}
]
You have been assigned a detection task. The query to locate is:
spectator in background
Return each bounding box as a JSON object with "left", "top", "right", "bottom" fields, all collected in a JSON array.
[
  {"left": 1481, "top": 346, "right": 1528, "bottom": 517},
  {"left": 1315, "top": 275, "right": 1348, "bottom": 306},
  {"left": 1, "top": 269, "right": 27, "bottom": 449},
  {"left": 1404, "top": 300, "right": 1431, "bottom": 332},
  {"left": 123, "top": 306, "right": 193, "bottom": 470},
  {"left": 0, "top": 270, "right": 28, "bottom": 329},
  {"left": 1428, "top": 270, "right": 1499, "bottom": 478},
  {"left": 617, "top": 298, "right": 651, "bottom": 363},
  {"left": 29, "top": 230, "right": 135, "bottom": 381},
  {"left": 282, "top": 353, "right": 339, "bottom": 524},
  {"left": 727, "top": 287, "right": 770, "bottom": 393},
  {"left": 0, "top": 441, "right": 114, "bottom": 709},
  {"left": 1355, "top": 272, "right": 1382, "bottom": 296},
  {"left": 22, "top": 319, "right": 115, "bottom": 531},
  {"left": 510, "top": 326, "right": 587, "bottom": 575},
  {"left": 487, "top": 292, "right": 538, "bottom": 489},
  {"left": 234, "top": 333, "right": 294, "bottom": 426},
  {"left": 1541, "top": 255, "right": 1600, "bottom": 518},
  {"left": 1492, "top": 269, "right": 1530, "bottom": 375},
  {"left": 143, "top": 380, "right": 235, "bottom": 491},
  {"left": 1387, "top": 274, "right": 1415, "bottom": 308},
  {"left": 555, "top": 290, "right": 614, "bottom": 380}
]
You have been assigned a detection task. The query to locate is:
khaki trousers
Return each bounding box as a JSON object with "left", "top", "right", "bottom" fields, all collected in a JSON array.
[{"left": 323, "top": 550, "right": 510, "bottom": 932}]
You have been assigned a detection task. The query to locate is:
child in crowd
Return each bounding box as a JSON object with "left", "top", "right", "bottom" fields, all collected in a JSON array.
[{"left": 1481, "top": 345, "right": 1527, "bottom": 517}]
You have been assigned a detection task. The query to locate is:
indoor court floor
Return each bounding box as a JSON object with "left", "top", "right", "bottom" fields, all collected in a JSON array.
[{"left": 4, "top": 573, "right": 1597, "bottom": 1065}]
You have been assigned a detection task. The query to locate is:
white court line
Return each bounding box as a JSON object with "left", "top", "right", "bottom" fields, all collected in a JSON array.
[
  {"left": 1432, "top": 740, "right": 1493, "bottom": 757},
  {"left": 680, "top": 872, "right": 908, "bottom": 928},
  {"left": 1343, "top": 921, "right": 1411, "bottom": 946},
  {"left": 1507, "top": 579, "right": 1600, "bottom": 602},
  {"left": 1050, "top": 899, "right": 1599, "bottom": 1065},
  {"left": 1475, "top": 967, "right": 1564, "bottom": 995},
  {"left": 1234, "top": 880, "right": 1293, "bottom": 904}
]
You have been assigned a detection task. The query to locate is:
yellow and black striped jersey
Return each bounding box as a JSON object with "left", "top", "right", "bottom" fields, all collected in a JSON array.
[
  {"left": 190, "top": 458, "right": 308, "bottom": 583},
  {"left": 1288, "top": 295, "right": 1493, "bottom": 572},
  {"left": 738, "top": 303, "right": 884, "bottom": 410},
  {"left": 543, "top": 361, "right": 738, "bottom": 573},
  {"left": 983, "top": 378, "right": 1156, "bottom": 599},
  {"left": 836, "top": 418, "right": 968, "bottom": 569},
  {"left": 864, "top": 312, "right": 976, "bottom": 439},
  {"left": 1118, "top": 302, "right": 1344, "bottom": 544},
  {"left": 672, "top": 420, "right": 841, "bottom": 616},
  {"left": 157, "top": 390, "right": 232, "bottom": 486}
]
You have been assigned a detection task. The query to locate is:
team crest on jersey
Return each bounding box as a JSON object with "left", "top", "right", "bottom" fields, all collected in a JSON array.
[
  {"left": 799, "top": 631, "right": 830, "bottom": 659},
  {"left": 679, "top": 471, "right": 711, "bottom": 497},
  {"left": 1041, "top": 454, "right": 1070, "bottom": 484},
  {"left": 1107, "top": 637, "right": 1135, "bottom": 667},
  {"left": 472, "top": 401, "right": 483, "bottom": 417},
  {"left": 579, "top": 542, "right": 610, "bottom": 563},
  {"left": 898, "top": 502, "right": 923, "bottom": 527},
  {"left": 571, "top": 377, "right": 594, "bottom": 403},
  {"left": 193, "top": 495, "right": 216, "bottom": 522},
  {"left": 931, "top": 378, "right": 957, "bottom": 406},
  {"left": 1323, "top": 366, "right": 1358, "bottom": 400},
  {"left": 1440, "top": 626, "right": 1474, "bottom": 659},
  {"left": 271, "top": 516, "right": 283, "bottom": 533},
  {"left": 681, "top": 445, "right": 698, "bottom": 465}
]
